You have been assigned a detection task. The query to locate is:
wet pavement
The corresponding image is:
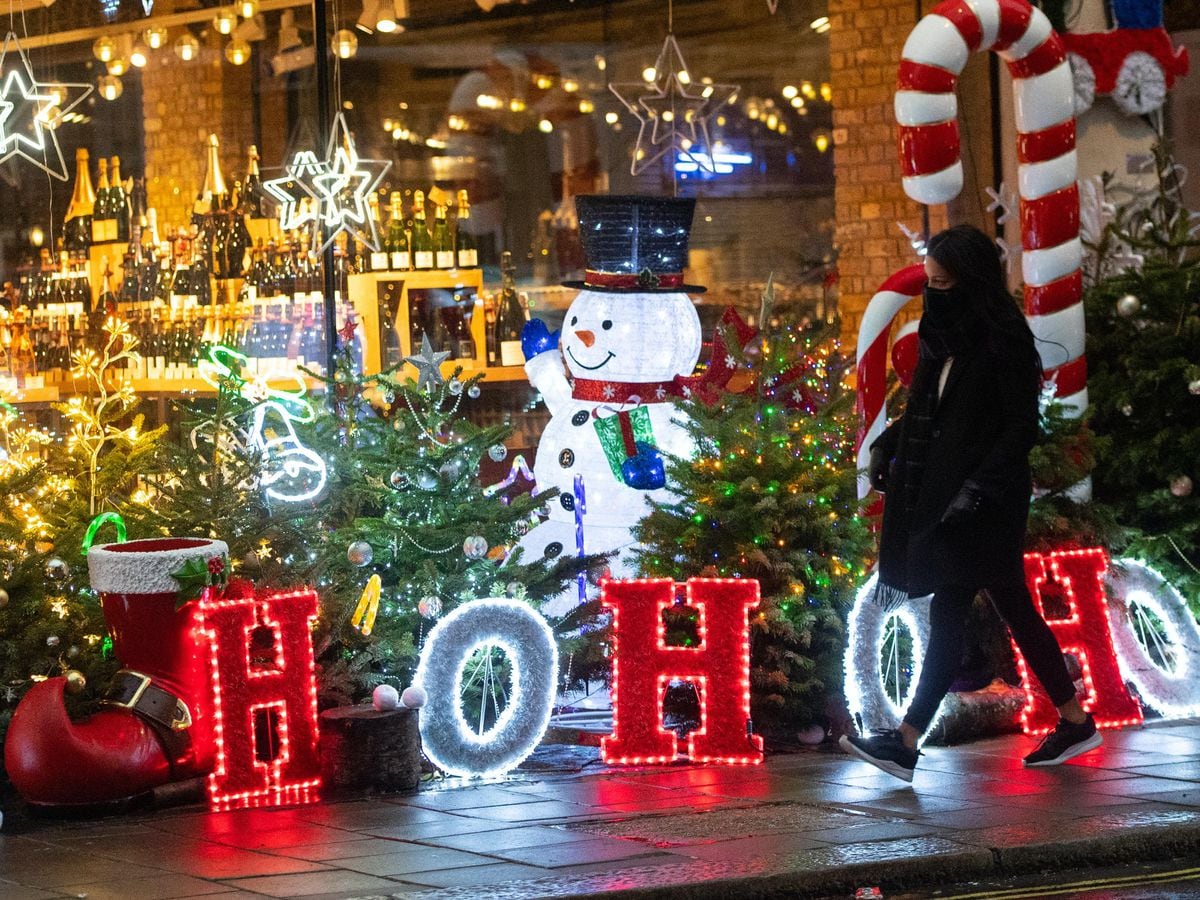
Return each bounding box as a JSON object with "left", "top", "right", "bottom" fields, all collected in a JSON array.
[{"left": 2, "top": 719, "right": 1200, "bottom": 899}]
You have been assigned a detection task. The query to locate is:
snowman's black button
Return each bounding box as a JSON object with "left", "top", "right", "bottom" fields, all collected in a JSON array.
[
  {"left": 560, "top": 493, "right": 575, "bottom": 512},
  {"left": 544, "top": 542, "right": 563, "bottom": 559},
  {"left": 559, "top": 449, "right": 575, "bottom": 467},
  {"left": 572, "top": 410, "right": 589, "bottom": 427}
]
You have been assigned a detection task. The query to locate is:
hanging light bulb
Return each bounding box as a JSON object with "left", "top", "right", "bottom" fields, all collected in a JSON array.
[
  {"left": 225, "top": 39, "right": 251, "bottom": 65},
  {"left": 213, "top": 7, "right": 238, "bottom": 35},
  {"left": 107, "top": 57, "right": 129, "bottom": 76},
  {"left": 129, "top": 43, "right": 149, "bottom": 68},
  {"left": 93, "top": 37, "right": 116, "bottom": 63},
  {"left": 333, "top": 29, "right": 358, "bottom": 59},
  {"left": 144, "top": 26, "right": 169, "bottom": 50},
  {"left": 98, "top": 75, "right": 123, "bottom": 102},
  {"left": 237, "top": 0, "right": 258, "bottom": 18},
  {"left": 175, "top": 33, "right": 200, "bottom": 61}
]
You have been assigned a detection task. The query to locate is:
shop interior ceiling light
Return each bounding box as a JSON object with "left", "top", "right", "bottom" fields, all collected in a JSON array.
[
  {"left": 0, "top": 32, "right": 92, "bottom": 181},
  {"left": 232, "top": 16, "right": 265, "bottom": 43},
  {"left": 144, "top": 26, "right": 168, "bottom": 50}
]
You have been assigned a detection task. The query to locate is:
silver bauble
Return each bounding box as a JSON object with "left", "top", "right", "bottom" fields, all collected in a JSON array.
[
  {"left": 488, "top": 444, "right": 508, "bottom": 462},
  {"left": 46, "top": 634, "right": 60, "bottom": 648},
  {"left": 447, "top": 378, "right": 464, "bottom": 396},
  {"left": 45, "top": 557, "right": 69, "bottom": 581},
  {"left": 1116, "top": 294, "right": 1141, "bottom": 317},
  {"left": 416, "top": 469, "right": 439, "bottom": 491},
  {"left": 462, "top": 535, "right": 489, "bottom": 559},
  {"left": 347, "top": 540, "right": 374, "bottom": 567},
  {"left": 467, "top": 384, "right": 481, "bottom": 399},
  {"left": 390, "top": 469, "right": 409, "bottom": 490},
  {"left": 1189, "top": 379, "right": 1200, "bottom": 396},
  {"left": 1170, "top": 475, "right": 1194, "bottom": 498},
  {"left": 418, "top": 595, "right": 442, "bottom": 618}
]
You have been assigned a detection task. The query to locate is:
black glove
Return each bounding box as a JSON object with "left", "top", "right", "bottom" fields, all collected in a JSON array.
[
  {"left": 941, "top": 481, "right": 984, "bottom": 525},
  {"left": 868, "top": 445, "right": 890, "bottom": 493}
]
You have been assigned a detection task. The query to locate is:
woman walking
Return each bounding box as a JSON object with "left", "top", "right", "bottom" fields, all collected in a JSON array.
[{"left": 840, "top": 225, "right": 1099, "bottom": 783}]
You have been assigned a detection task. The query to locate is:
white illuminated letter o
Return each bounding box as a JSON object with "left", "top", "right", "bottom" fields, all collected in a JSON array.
[{"left": 414, "top": 598, "right": 558, "bottom": 779}]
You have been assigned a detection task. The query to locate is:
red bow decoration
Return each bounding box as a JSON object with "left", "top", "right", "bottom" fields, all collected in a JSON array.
[{"left": 673, "top": 307, "right": 759, "bottom": 405}]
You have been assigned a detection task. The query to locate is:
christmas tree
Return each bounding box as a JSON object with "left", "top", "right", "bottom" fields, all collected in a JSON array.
[
  {"left": 0, "top": 318, "right": 166, "bottom": 742},
  {"left": 285, "top": 331, "right": 603, "bottom": 708},
  {"left": 633, "top": 286, "right": 871, "bottom": 739},
  {"left": 1083, "top": 142, "right": 1200, "bottom": 610}
]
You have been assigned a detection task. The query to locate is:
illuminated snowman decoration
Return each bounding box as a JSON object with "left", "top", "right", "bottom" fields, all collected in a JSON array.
[{"left": 518, "top": 196, "right": 704, "bottom": 615}]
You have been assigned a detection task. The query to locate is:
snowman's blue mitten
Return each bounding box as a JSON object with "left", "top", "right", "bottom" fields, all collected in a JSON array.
[{"left": 522, "top": 319, "right": 560, "bottom": 361}]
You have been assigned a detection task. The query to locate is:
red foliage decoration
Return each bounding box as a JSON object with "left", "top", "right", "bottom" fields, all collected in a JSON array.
[
  {"left": 200, "top": 580, "right": 322, "bottom": 810},
  {"left": 601, "top": 577, "right": 764, "bottom": 765},
  {"left": 1015, "top": 548, "right": 1143, "bottom": 735}
]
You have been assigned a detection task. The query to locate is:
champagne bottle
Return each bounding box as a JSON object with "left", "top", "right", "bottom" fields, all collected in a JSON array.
[
  {"left": 367, "top": 193, "right": 387, "bottom": 271},
  {"left": 494, "top": 250, "right": 526, "bottom": 367},
  {"left": 227, "top": 180, "right": 252, "bottom": 277},
  {"left": 386, "top": 191, "right": 410, "bottom": 271},
  {"left": 455, "top": 189, "right": 478, "bottom": 268},
  {"left": 98, "top": 262, "right": 117, "bottom": 315},
  {"left": 64, "top": 148, "right": 96, "bottom": 253},
  {"left": 433, "top": 204, "right": 455, "bottom": 269},
  {"left": 199, "top": 133, "right": 229, "bottom": 213},
  {"left": 110, "top": 156, "right": 130, "bottom": 242},
  {"left": 96, "top": 157, "right": 119, "bottom": 243},
  {"left": 243, "top": 145, "right": 268, "bottom": 219},
  {"left": 411, "top": 190, "right": 434, "bottom": 270}
]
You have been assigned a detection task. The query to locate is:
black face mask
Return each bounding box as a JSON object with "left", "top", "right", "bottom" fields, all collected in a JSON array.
[{"left": 922, "top": 285, "right": 964, "bottom": 324}]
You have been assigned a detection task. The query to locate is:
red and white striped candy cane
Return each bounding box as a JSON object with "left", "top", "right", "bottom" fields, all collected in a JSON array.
[
  {"left": 895, "top": 0, "right": 1087, "bottom": 415},
  {"left": 856, "top": 265, "right": 927, "bottom": 501}
]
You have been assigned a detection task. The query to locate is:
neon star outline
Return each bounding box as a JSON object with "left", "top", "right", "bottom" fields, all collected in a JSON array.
[
  {"left": 0, "top": 32, "right": 93, "bottom": 182},
  {"left": 262, "top": 149, "right": 328, "bottom": 232},
  {"left": 309, "top": 114, "right": 390, "bottom": 253},
  {"left": 609, "top": 33, "right": 739, "bottom": 176}
]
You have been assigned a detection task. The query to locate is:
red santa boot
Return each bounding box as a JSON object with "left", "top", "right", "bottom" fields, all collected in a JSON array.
[{"left": 4, "top": 537, "right": 228, "bottom": 810}]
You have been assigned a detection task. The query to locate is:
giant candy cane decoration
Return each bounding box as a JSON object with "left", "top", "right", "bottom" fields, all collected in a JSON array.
[{"left": 857, "top": 0, "right": 1089, "bottom": 500}]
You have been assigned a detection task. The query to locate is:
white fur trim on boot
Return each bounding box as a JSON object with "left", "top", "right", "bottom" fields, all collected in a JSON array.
[{"left": 87, "top": 538, "right": 229, "bottom": 595}]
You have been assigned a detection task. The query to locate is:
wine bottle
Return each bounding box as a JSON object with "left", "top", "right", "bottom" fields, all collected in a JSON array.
[
  {"left": 494, "top": 250, "right": 526, "bottom": 367},
  {"left": 455, "top": 189, "right": 478, "bottom": 268},
  {"left": 110, "top": 156, "right": 130, "bottom": 243},
  {"left": 98, "top": 262, "right": 117, "bottom": 315},
  {"left": 243, "top": 145, "right": 268, "bottom": 219},
  {"left": 411, "top": 190, "right": 434, "bottom": 270},
  {"left": 433, "top": 204, "right": 455, "bottom": 269},
  {"left": 386, "top": 191, "right": 410, "bottom": 271},
  {"left": 65, "top": 148, "right": 96, "bottom": 253}
]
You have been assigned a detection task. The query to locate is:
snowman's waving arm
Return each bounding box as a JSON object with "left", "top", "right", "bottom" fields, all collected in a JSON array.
[{"left": 523, "top": 320, "right": 572, "bottom": 416}]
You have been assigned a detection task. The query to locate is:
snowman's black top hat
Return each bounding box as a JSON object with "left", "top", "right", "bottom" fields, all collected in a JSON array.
[{"left": 563, "top": 195, "right": 706, "bottom": 294}]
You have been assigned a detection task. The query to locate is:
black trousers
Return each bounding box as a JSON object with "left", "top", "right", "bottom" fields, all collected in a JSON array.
[{"left": 902, "top": 579, "right": 1077, "bottom": 734}]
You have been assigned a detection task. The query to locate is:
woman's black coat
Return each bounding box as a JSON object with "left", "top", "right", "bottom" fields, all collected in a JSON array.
[{"left": 871, "top": 335, "right": 1042, "bottom": 596}]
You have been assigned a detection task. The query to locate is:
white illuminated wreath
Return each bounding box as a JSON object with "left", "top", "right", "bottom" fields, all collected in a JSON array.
[
  {"left": 414, "top": 598, "right": 558, "bottom": 779},
  {"left": 1106, "top": 558, "right": 1200, "bottom": 718},
  {"left": 844, "top": 574, "right": 947, "bottom": 740}
]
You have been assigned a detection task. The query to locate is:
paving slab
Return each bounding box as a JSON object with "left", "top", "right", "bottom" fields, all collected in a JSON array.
[{"left": 2, "top": 718, "right": 1198, "bottom": 899}]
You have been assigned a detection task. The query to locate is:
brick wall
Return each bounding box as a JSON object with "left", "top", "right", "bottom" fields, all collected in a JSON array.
[
  {"left": 827, "top": 0, "right": 949, "bottom": 344},
  {"left": 141, "top": 32, "right": 255, "bottom": 233}
]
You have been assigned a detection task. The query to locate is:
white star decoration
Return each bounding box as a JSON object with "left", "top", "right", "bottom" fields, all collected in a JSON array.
[
  {"left": 405, "top": 332, "right": 450, "bottom": 391},
  {"left": 0, "top": 32, "right": 92, "bottom": 182},
  {"left": 264, "top": 114, "right": 390, "bottom": 253},
  {"left": 263, "top": 149, "right": 328, "bottom": 233},
  {"left": 609, "top": 33, "right": 739, "bottom": 176},
  {"left": 311, "top": 114, "right": 390, "bottom": 253}
]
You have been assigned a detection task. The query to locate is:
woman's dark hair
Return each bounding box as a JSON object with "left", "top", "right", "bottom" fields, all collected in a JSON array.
[{"left": 926, "top": 224, "right": 1035, "bottom": 353}]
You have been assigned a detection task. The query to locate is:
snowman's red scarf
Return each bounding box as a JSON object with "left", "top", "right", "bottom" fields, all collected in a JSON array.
[{"left": 569, "top": 307, "right": 756, "bottom": 406}]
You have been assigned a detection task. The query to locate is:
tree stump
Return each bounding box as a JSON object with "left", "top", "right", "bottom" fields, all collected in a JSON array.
[{"left": 319, "top": 706, "right": 422, "bottom": 795}]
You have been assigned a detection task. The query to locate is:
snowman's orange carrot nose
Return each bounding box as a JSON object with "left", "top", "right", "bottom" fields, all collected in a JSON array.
[{"left": 575, "top": 330, "right": 596, "bottom": 347}]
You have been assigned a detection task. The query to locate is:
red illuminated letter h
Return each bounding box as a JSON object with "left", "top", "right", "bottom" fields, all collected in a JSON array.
[
  {"left": 601, "top": 578, "right": 764, "bottom": 765},
  {"left": 202, "top": 584, "right": 323, "bottom": 809},
  {"left": 1017, "top": 549, "right": 1142, "bottom": 734}
]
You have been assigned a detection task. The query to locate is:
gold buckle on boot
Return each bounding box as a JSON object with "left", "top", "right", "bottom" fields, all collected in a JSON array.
[{"left": 101, "top": 669, "right": 152, "bottom": 709}]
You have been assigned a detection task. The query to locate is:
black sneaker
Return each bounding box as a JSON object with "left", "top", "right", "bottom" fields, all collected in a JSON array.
[
  {"left": 838, "top": 730, "right": 919, "bottom": 783},
  {"left": 1023, "top": 714, "right": 1102, "bottom": 767}
]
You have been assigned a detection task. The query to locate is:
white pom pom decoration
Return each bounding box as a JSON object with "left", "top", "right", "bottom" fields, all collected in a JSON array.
[
  {"left": 400, "top": 685, "right": 428, "bottom": 709},
  {"left": 372, "top": 684, "right": 400, "bottom": 711}
]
